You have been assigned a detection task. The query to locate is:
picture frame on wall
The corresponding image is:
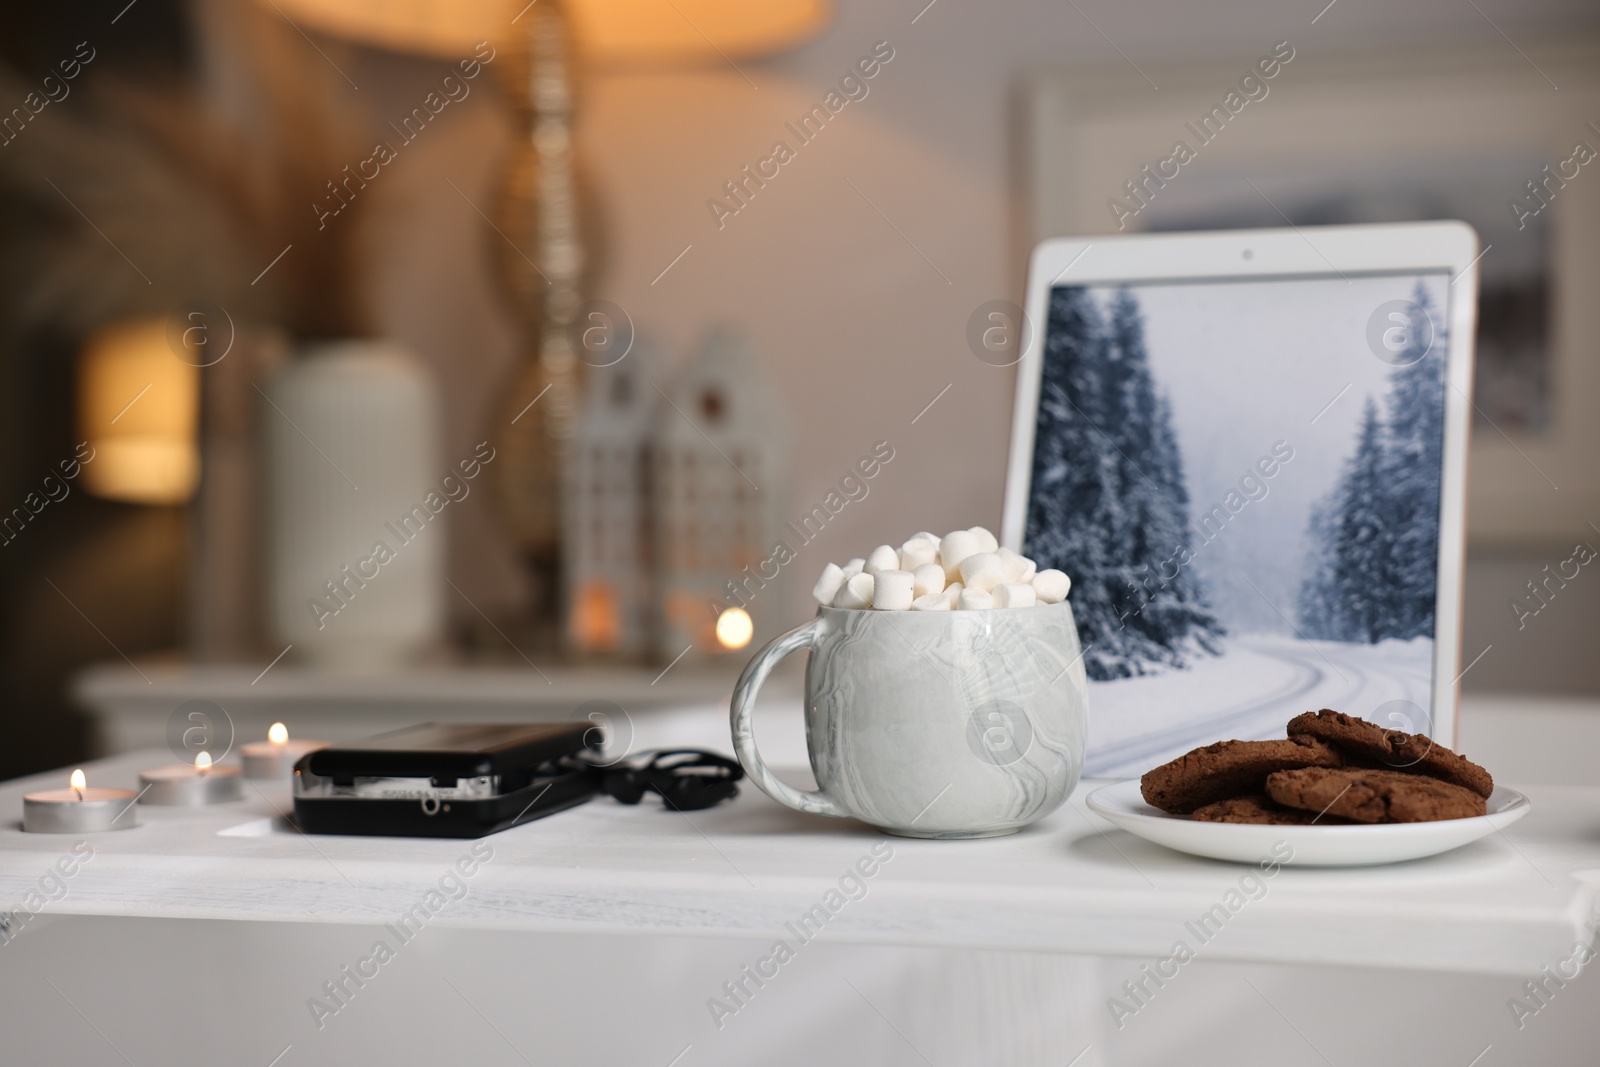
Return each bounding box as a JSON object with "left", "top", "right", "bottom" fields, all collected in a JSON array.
[{"left": 1027, "top": 41, "right": 1600, "bottom": 546}]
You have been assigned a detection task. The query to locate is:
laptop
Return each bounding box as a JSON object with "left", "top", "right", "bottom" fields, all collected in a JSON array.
[{"left": 1000, "top": 222, "right": 1479, "bottom": 777}]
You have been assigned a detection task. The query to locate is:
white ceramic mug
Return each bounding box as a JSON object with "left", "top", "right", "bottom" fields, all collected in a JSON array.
[{"left": 730, "top": 601, "right": 1089, "bottom": 838}]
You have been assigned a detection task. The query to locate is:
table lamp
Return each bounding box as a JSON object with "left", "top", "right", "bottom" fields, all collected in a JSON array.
[{"left": 252, "top": 0, "right": 827, "bottom": 644}]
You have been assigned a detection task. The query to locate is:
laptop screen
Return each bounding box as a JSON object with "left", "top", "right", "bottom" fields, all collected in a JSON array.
[{"left": 1021, "top": 271, "right": 1452, "bottom": 776}]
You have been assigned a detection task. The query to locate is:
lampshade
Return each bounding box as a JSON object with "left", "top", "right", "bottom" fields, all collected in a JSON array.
[
  {"left": 79, "top": 319, "right": 200, "bottom": 505},
  {"left": 258, "top": 0, "right": 829, "bottom": 65}
]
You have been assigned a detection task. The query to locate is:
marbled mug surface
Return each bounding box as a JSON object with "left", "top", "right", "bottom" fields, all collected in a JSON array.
[{"left": 731, "top": 601, "right": 1088, "bottom": 838}]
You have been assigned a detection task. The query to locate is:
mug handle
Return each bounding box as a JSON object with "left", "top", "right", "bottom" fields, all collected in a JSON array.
[{"left": 729, "top": 617, "right": 849, "bottom": 818}]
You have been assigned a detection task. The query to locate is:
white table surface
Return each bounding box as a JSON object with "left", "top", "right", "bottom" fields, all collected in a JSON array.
[{"left": 5, "top": 702, "right": 1598, "bottom": 976}]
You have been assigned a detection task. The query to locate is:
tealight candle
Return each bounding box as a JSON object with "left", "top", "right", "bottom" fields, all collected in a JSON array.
[
  {"left": 138, "top": 751, "right": 242, "bottom": 806},
  {"left": 24, "top": 769, "right": 140, "bottom": 833},
  {"left": 240, "top": 723, "right": 326, "bottom": 780}
]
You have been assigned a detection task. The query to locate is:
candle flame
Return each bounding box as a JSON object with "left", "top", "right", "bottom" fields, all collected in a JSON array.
[
  {"left": 195, "top": 751, "right": 213, "bottom": 773},
  {"left": 70, "top": 769, "right": 86, "bottom": 795},
  {"left": 268, "top": 722, "right": 288, "bottom": 745}
]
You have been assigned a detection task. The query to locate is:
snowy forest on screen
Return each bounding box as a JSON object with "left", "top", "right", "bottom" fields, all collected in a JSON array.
[
  {"left": 1023, "top": 286, "right": 1224, "bottom": 682},
  {"left": 1024, "top": 282, "right": 1445, "bottom": 682},
  {"left": 1297, "top": 286, "right": 1446, "bottom": 643}
]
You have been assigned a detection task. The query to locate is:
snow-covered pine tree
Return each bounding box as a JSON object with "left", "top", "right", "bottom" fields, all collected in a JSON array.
[
  {"left": 1378, "top": 283, "right": 1447, "bottom": 640},
  {"left": 1296, "top": 497, "right": 1348, "bottom": 641},
  {"left": 1147, "top": 394, "right": 1225, "bottom": 656},
  {"left": 1027, "top": 287, "right": 1130, "bottom": 679},
  {"left": 1298, "top": 285, "right": 1447, "bottom": 644},
  {"left": 1026, "top": 287, "right": 1222, "bottom": 679},
  {"left": 1102, "top": 289, "right": 1224, "bottom": 663},
  {"left": 1327, "top": 397, "right": 1397, "bottom": 643}
]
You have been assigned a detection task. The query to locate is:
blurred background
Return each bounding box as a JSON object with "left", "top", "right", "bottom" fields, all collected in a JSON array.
[{"left": 0, "top": 0, "right": 1595, "bottom": 780}]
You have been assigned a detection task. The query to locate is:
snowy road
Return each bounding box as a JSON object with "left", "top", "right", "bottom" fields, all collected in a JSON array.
[{"left": 1083, "top": 632, "right": 1434, "bottom": 777}]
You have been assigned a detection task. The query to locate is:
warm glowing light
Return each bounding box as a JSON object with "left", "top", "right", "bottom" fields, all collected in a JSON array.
[
  {"left": 253, "top": 0, "right": 829, "bottom": 66},
  {"left": 268, "top": 723, "right": 289, "bottom": 745},
  {"left": 195, "top": 751, "right": 213, "bottom": 773},
  {"left": 715, "top": 607, "right": 754, "bottom": 650},
  {"left": 78, "top": 318, "right": 199, "bottom": 505},
  {"left": 70, "top": 769, "right": 87, "bottom": 795},
  {"left": 570, "top": 583, "right": 621, "bottom": 652}
]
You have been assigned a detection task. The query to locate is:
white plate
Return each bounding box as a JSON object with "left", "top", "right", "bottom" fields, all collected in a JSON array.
[{"left": 1085, "top": 779, "right": 1531, "bottom": 867}]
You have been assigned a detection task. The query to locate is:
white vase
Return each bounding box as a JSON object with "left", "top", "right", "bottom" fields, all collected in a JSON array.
[{"left": 263, "top": 340, "right": 444, "bottom": 668}]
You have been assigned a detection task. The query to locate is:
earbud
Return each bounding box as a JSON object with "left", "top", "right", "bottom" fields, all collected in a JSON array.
[{"left": 595, "top": 750, "right": 744, "bottom": 811}]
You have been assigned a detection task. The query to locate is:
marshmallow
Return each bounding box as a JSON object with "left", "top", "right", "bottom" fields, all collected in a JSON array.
[
  {"left": 872, "top": 569, "right": 915, "bottom": 611},
  {"left": 832, "top": 572, "right": 874, "bottom": 609},
  {"left": 812, "top": 563, "right": 846, "bottom": 607},
  {"left": 825, "top": 532, "right": 1058, "bottom": 611},
  {"left": 1033, "top": 569, "right": 1072, "bottom": 604},
  {"left": 940, "top": 530, "right": 983, "bottom": 581},
  {"left": 912, "top": 562, "right": 946, "bottom": 599},
  {"left": 993, "top": 582, "right": 1037, "bottom": 609},
  {"left": 865, "top": 545, "right": 900, "bottom": 575},
  {"left": 899, "top": 538, "right": 940, "bottom": 571},
  {"left": 996, "top": 547, "right": 1034, "bottom": 584},
  {"left": 958, "top": 551, "right": 1006, "bottom": 593},
  {"left": 957, "top": 587, "right": 994, "bottom": 611}
]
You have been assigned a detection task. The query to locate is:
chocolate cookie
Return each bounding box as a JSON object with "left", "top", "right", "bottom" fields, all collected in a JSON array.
[
  {"left": 1286, "top": 710, "right": 1493, "bottom": 798},
  {"left": 1140, "top": 736, "right": 1342, "bottom": 814},
  {"left": 1266, "top": 767, "right": 1487, "bottom": 823},
  {"left": 1191, "top": 794, "right": 1352, "bottom": 825}
]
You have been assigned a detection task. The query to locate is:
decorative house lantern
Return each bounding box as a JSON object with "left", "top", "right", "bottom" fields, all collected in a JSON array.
[
  {"left": 653, "top": 328, "right": 786, "bottom": 659},
  {"left": 563, "top": 343, "right": 658, "bottom": 657}
]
